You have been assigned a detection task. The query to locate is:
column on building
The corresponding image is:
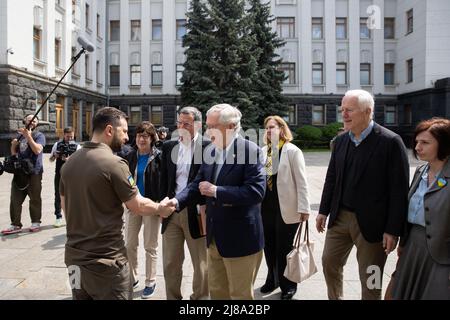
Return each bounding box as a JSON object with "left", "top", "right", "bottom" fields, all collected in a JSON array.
[
  {"left": 324, "top": 0, "right": 337, "bottom": 93},
  {"left": 46, "top": 0, "right": 56, "bottom": 78},
  {"left": 141, "top": 0, "right": 151, "bottom": 94},
  {"left": 119, "top": 0, "right": 130, "bottom": 94},
  {"left": 348, "top": 0, "right": 360, "bottom": 89},
  {"left": 372, "top": 0, "right": 385, "bottom": 94},
  {"left": 300, "top": 0, "right": 312, "bottom": 93},
  {"left": 162, "top": 0, "right": 175, "bottom": 94}
]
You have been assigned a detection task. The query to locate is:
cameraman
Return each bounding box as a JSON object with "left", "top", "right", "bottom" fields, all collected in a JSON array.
[
  {"left": 1, "top": 114, "right": 46, "bottom": 235},
  {"left": 49, "top": 127, "right": 80, "bottom": 228}
]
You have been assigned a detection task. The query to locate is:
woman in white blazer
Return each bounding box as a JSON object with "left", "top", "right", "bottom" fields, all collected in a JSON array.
[{"left": 260, "top": 116, "right": 311, "bottom": 300}]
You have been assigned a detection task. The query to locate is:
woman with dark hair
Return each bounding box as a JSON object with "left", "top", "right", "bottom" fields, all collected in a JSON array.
[
  {"left": 392, "top": 117, "right": 450, "bottom": 299},
  {"left": 123, "top": 121, "right": 162, "bottom": 299}
]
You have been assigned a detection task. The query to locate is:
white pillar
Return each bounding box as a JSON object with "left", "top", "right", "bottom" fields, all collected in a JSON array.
[
  {"left": 324, "top": 0, "right": 336, "bottom": 93},
  {"left": 46, "top": 0, "right": 56, "bottom": 78},
  {"left": 162, "top": 0, "right": 175, "bottom": 94},
  {"left": 119, "top": 0, "right": 129, "bottom": 94},
  {"left": 141, "top": 0, "right": 151, "bottom": 93},
  {"left": 372, "top": 0, "right": 385, "bottom": 94},
  {"left": 300, "top": 0, "right": 312, "bottom": 93},
  {"left": 348, "top": 0, "right": 360, "bottom": 89}
]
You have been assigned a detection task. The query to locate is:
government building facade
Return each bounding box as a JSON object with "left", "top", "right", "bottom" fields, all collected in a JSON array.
[{"left": 1, "top": 0, "right": 449, "bottom": 154}]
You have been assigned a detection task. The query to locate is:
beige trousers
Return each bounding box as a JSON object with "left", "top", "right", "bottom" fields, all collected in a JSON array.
[
  {"left": 322, "top": 209, "right": 387, "bottom": 300},
  {"left": 162, "top": 208, "right": 208, "bottom": 300},
  {"left": 207, "top": 240, "right": 263, "bottom": 300},
  {"left": 124, "top": 210, "right": 161, "bottom": 287}
]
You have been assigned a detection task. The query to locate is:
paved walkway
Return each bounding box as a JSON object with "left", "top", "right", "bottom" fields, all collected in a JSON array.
[{"left": 0, "top": 151, "right": 423, "bottom": 300}]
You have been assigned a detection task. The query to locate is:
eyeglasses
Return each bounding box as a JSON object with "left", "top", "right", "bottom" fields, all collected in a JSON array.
[
  {"left": 136, "top": 134, "right": 151, "bottom": 140},
  {"left": 176, "top": 121, "right": 193, "bottom": 128}
]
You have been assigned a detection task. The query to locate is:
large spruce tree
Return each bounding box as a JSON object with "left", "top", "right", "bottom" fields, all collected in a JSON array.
[
  {"left": 180, "top": 0, "right": 287, "bottom": 129},
  {"left": 247, "top": 0, "right": 288, "bottom": 124},
  {"left": 179, "top": 0, "right": 217, "bottom": 114}
]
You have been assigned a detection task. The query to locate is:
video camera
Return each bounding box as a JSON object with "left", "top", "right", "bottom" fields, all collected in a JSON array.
[
  {"left": 0, "top": 155, "right": 34, "bottom": 176},
  {"left": 56, "top": 142, "right": 78, "bottom": 158}
]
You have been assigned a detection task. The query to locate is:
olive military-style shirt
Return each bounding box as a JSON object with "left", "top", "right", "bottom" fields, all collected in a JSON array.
[{"left": 60, "top": 142, "right": 138, "bottom": 267}]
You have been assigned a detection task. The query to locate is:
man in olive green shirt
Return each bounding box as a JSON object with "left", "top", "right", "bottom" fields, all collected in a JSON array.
[{"left": 60, "top": 107, "right": 174, "bottom": 300}]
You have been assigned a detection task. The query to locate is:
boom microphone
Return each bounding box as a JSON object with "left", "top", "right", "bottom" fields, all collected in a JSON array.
[{"left": 77, "top": 36, "right": 95, "bottom": 53}]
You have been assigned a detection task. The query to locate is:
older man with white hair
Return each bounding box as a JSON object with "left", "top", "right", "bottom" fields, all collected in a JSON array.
[
  {"left": 170, "top": 104, "right": 266, "bottom": 300},
  {"left": 316, "top": 89, "right": 410, "bottom": 300}
]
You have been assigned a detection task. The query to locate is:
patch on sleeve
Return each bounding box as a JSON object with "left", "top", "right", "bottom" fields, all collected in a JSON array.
[{"left": 128, "top": 175, "right": 136, "bottom": 186}]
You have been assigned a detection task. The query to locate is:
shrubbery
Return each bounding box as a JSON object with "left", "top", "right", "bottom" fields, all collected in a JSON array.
[{"left": 294, "top": 122, "right": 343, "bottom": 149}]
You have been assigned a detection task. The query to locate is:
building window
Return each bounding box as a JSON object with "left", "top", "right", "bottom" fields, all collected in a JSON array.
[
  {"left": 384, "top": 63, "right": 395, "bottom": 85},
  {"left": 97, "top": 14, "right": 101, "bottom": 38},
  {"left": 152, "top": 64, "right": 163, "bottom": 86},
  {"left": 312, "top": 18, "right": 323, "bottom": 40},
  {"left": 407, "top": 59, "right": 413, "bottom": 83},
  {"left": 312, "top": 105, "right": 325, "bottom": 125},
  {"left": 131, "top": 20, "right": 141, "bottom": 41},
  {"left": 360, "top": 63, "right": 371, "bottom": 85},
  {"left": 336, "top": 105, "right": 343, "bottom": 123},
  {"left": 85, "top": 55, "right": 90, "bottom": 80},
  {"left": 129, "top": 106, "right": 141, "bottom": 125},
  {"left": 360, "top": 18, "right": 370, "bottom": 39},
  {"left": 110, "top": 20, "right": 120, "bottom": 41},
  {"left": 110, "top": 65, "right": 120, "bottom": 86},
  {"left": 37, "top": 91, "right": 48, "bottom": 121},
  {"left": 403, "top": 104, "right": 412, "bottom": 125},
  {"left": 277, "top": 17, "right": 295, "bottom": 38},
  {"left": 312, "top": 63, "right": 323, "bottom": 85},
  {"left": 384, "top": 18, "right": 395, "bottom": 39},
  {"left": 279, "top": 63, "right": 295, "bottom": 84},
  {"left": 130, "top": 65, "right": 141, "bottom": 86},
  {"left": 150, "top": 106, "right": 163, "bottom": 125},
  {"left": 72, "top": 0, "right": 77, "bottom": 23},
  {"left": 152, "top": 19, "right": 162, "bottom": 40},
  {"left": 384, "top": 105, "right": 397, "bottom": 125},
  {"left": 406, "top": 9, "right": 413, "bottom": 34},
  {"left": 96, "top": 60, "right": 100, "bottom": 84},
  {"left": 283, "top": 105, "right": 297, "bottom": 125},
  {"left": 336, "top": 18, "right": 347, "bottom": 39},
  {"left": 176, "top": 64, "right": 184, "bottom": 86},
  {"left": 336, "top": 63, "right": 347, "bottom": 85},
  {"left": 85, "top": 3, "right": 90, "bottom": 30},
  {"left": 33, "top": 27, "right": 41, "bottom": 60},
  {"left": 176, "top": 19, "right": 186, "bottom": 40},
  {"left": 72, "top": 46, "right": 79, "bottom": 75},
  {"left": 55, "top": 39, "right": 61, "bottom": 67}
]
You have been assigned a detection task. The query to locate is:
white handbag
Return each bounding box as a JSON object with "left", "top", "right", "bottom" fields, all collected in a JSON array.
[{"left": 283, "top": 220, "right": 318, "bottom": 283}]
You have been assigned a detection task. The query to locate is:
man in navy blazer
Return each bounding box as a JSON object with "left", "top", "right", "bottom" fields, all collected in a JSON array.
[{"left": 170, "top": 104, "right": 266, "bottom": 300}]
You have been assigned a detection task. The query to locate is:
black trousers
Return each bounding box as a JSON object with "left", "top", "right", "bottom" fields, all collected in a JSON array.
[
  {"left": 54, "top": 170, "right": 62, "bottom": 218},
  {"left": 261, "top": 187, "right": 299, "bottom": 293}
]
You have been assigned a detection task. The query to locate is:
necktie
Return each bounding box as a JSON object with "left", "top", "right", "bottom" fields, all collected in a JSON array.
[{"left": 265, "top": 146, "right": 273, "bottom": 191}]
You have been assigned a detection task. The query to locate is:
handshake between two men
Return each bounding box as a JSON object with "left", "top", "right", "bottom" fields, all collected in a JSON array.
[{"left": 156, "top": 181, "right": 218, "bottom": 212}]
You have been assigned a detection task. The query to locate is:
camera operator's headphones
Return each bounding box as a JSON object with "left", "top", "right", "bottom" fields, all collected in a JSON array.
[{"left": 23, "top": 114, "right": 39, "bottom": 125}]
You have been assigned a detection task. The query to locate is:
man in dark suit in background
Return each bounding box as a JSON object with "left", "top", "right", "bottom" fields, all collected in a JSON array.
[
  {"left": 160, "top": 106, "right": 209, "bottom": 300},
  {"left": 316, "top": 89, "right": 409, "bottom": 300},
  {"left": 170, "top": 104, "right": 266, "bottom": 300}
]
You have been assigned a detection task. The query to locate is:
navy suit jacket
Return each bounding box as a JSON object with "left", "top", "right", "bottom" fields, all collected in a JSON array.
[{"left": 176, "top": 136, "right": 266, "bottom": 258}]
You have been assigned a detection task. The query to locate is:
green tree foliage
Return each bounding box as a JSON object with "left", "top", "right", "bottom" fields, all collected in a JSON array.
[
  {"left": 247, "top": 0, "right": 288, "bottom": 124},
  {"left": 180, "top": 0, "right": 288, "bottom": 129}
]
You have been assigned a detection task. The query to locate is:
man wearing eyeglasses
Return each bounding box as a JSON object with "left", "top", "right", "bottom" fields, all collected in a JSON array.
[
  {"left": 159, "top": 106, "right": 210, "bottom": 300},
  {"left": 316, "top": 89, "right": 409, "bottom": 300}
]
